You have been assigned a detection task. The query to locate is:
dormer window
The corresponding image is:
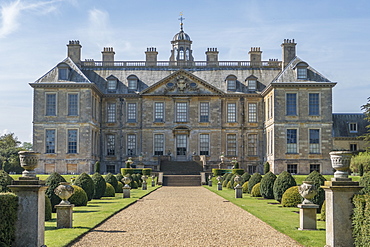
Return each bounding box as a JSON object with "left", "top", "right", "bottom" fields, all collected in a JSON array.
[
  {"left": 349, "top": 123, "right": 358, "bottom": 133},
  {"left": 226, "top": 75, "right": 237, "bottom": 91},
  {"left": 296, "top": 62, "right": 308, "bottom": 80},
  {"left": 106, "top": 75, "right": 118, "bottom": 93},
  {"left": 57, "top": 63, "right": 70, "bottom": 80},
  {"left": 127, "top": 75, "right": 138, "bottom": 91},
  {"left": 246, "top": 75, "right": 258, "bottom": 92}
]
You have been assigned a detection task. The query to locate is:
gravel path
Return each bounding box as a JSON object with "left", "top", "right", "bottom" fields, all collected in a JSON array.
[{"left": 70, "top": 187, "right": 302, "bottom": 247}]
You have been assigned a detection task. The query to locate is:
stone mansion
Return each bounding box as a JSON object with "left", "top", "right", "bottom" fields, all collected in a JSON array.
[{"left": 30, "top": 21, "right": 367, "bottom": 175}]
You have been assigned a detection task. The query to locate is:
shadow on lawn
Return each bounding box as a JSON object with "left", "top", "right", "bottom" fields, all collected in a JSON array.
[
  {"left": 45, "top": 226, "right": 90, "bottom": 231},
  {"left": 73, "top": 210, "right": 98, "bottom": 213},
  {"left": 90, "top": 229, "right": 127, "bottom": 233}
]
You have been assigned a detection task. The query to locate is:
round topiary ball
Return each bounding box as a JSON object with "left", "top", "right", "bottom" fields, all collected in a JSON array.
[
  {"left": 359, "top": 171, "right": 370, "bottom": 195},
  {"left": 251, "top": 183, "right": 261, "bottom": 197},
  {"left": 241, "top": 172, "right": 251, "bottom": 182},
  {"left": 0, "top": 170, "right": 13, "bottom": 193},
  {"left": 304, "top": 170, "right": 326, "bottom": 211},
  {"left": 260, "top": 171, "right": 277, "bottom": 199},
  {"left": 248, "top": 173, "right": 262, "bottom": 193},
  {"left": 242, "top": 181, "right": 249, "bottom": 193},
  {"left": 105, "top": 173, "right": 118, "bottom": 192},
  {"left": 45, "top": 195, "right": 52, "bottom": 221},
  {"left": 273, "top": 171, "right": 297, "bottom": 203},
  {"left": 92, "top": 173, "right": 106, "bottom": 199},
  {"left": 104, "top": 183, "right": 115, "bottom": 197},
  {"left": 116, "top": 181, "right": 123, "bottom": 193},
  {"left": 74, "top": 173, "right": 94, "bottom": 201},
  {"left": 69, "top": 185, "right": 88, "bottom": 206},
  {"left": 45, "top": 172, "right": 67, "bottom": 212},
  {"left": 281, "top": 186, "right": 302, "bottom": 207}
]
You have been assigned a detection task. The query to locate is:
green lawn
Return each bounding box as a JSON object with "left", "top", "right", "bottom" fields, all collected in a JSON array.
[
  {"left": 45, "top": 186, "right": 160, "bottom": 247},
  {"left": 206, "top": 182, "right": 326, "bottom": 247}
]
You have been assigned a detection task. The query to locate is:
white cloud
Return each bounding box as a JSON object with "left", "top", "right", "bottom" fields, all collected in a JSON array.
[
  {"left": 1, "top": 129, "right": 11, "bottom": 136},
  {"left": 0, "top": 0, "right": 61, "bottom": 39},
  {"left": 87, "top": 8, "right": 113, "bottom": 47}
]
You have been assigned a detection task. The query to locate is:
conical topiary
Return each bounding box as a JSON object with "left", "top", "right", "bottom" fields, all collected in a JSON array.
[
  {"left": 69, "top": 185, "right": 88, "bottom": 206},
  {"left": 248, "top": 173, "right": 262, "bottom": 193},
  {"left": 105, "top": 173, "right": 118, "bottom": 192},
  {"left": 260, "top": 171, "right": 277, "bottom": 199},
  {"left": 92, "top": 173, "right": 106, "bottom": 199},
  {"left": 264, "top": 162, "right": 270, "bottom": 174},
  {"left": 273, "top": 171, "right": 297, "bottom": 203},
  {"left": 241, "top": 172, "right": 251, "bottom": 182},
  {"left": 45, "top": 172, "right": 67, "bottom": 212},
  {"left": 251, "top": 182, "right": 261, "bottom": 197},
  {"left": 74, "top": 173, "right": 94, "bottom": 201}
]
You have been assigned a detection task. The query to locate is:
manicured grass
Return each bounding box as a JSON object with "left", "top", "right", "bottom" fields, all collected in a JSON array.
[
  {"left": 206, "top": 182, "right": 326, "bottom": 247},
  {"left": 293, "top": 175, "right": 361, "bottom": 185},
  {"left": 45, "top": 186, "right": 160, "bottom": 247},
  {"left": 10, "top": 174, "right": 76, "bottom": 182}
]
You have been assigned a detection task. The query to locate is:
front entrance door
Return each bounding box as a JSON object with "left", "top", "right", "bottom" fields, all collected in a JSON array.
[{"left": 176, "top": 134, "right": 187, "bottom": 160}]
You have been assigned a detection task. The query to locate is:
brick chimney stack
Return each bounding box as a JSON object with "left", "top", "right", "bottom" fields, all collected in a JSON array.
[
  {"left": 145, "top": 47, "right": 158, "bottom": 66},
  {"left": 102, "top": 47, "right": 115, "bottom": 64},
  {"left": 67, "top": 40, "right": 82, "bottom": 64},
  {"left": 205, "top": 48, "right": 219, "bottom": 65},
  {"left": 249, "top": 47, "right": 262, "bottom": 66},
  {"left": 281, "top": 39, "right": 297, "bottom": 68}
]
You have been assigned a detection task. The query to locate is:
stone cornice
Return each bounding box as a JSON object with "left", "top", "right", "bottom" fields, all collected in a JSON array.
[{"left": 261, "top": 82, "right": 337, "bottom": 96}]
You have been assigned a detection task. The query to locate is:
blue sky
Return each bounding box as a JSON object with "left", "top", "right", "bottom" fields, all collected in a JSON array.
[{"left": 0, "top": 0, "right": 369, "bottom": 143}]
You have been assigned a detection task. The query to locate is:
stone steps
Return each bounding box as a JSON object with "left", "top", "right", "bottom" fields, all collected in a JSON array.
[
  {"left": 163, "top": 175, "right": 201, "bottom": 186},
  {"left": 160, "top": 161, "right": 203, "bottom": 175}
]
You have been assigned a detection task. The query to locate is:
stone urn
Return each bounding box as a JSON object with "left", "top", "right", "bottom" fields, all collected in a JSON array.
[
  {"left": 54, "top": 182, "right": 74, "bottom": 205},
  {"left": 122, "top": 176, "right": 132, "bottom": 187},
  {"left": 141, "top": 175, "right": 148, "bottom": 183},
  {"left": 234, "top": 175, "right": 243, "bottom": 186},
  {"left": 329, "top": 151, "right": 353, "bottom": 179},
  {"left": 298, "top": 181, "right": 317, "bottom": 204},
  {"left": 216, "top": 176, "right": 224, "bottom": 184},
  {"left": 18, "top": 151, "right": 40, "bottom": 178}
]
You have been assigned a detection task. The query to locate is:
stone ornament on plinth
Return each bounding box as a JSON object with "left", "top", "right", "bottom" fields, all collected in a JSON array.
[
  {"left": 234, "top": 176, "right": 243, "bottom": 198},
  {"left": 55, "top": 182, "right": 75, "bottom": 228},
  {"left": 208, "top": 175, "right": 213, "bottom": 187},
  {"left": 151, "top": 175, "right": 156, "bottom": 187},
  {"left": 329, "top": 151, "right": 353, "bottom": 180},
  {"left": 217, "top": 176, "right": 223, "bottom": 191},
  {"left": 141, "top": 175, "right": 148, "bottom": 190},
  {"left": 18, "top": 150, "right": 41, "bottom": 178},
  {"left": 297, "top": 181, "right": 319, "bottom": 230},
  {"left": 122, "top": 176, "right": 132, "bottom": 198}
]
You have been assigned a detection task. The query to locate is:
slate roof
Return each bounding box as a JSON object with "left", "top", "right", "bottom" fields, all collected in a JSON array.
[{"left": 332, "top": 113, "right": 369, "bottom": 138}]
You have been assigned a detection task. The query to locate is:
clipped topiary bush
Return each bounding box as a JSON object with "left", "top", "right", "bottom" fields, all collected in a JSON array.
[
  {"left": 115, "top": 173, "right": 123, "bottom": 184},
  {"left": 104, "top": 183, "right": 115, "bottom": 197},
  {"left": 142, "top": 168, "right": 152, "bottom": 176},
  {"left": 273, "top": 171, "right": 297, "bottom": 203},
  {"left": 0, "top": 193, "right": 18, "bottom": 246},
  {"left": 226, "top": 181, "right": 233, "bottom": 189},
  {"left": 116, "top": 181, "right": 123, "bottom": 193},
  {"left": 74, "top": 173, "right": 94, "bottom": 201},
  {"left": 251, "top": 183, "right": 261, "bottom": 197},
  {"left": 320, "top": 200, "right": 326, "bottom": 221},
  {"left": 248, "top": 173, "right": 262, "bottom": 193},
  {"left": 242, "top": 181, "right": 249, "bottom": 193},
  {"left": 281, "top": 186, "right": 302, "bottom": 207},
  {"left": 232, "top": 169, "right": 244, "bottom": 175},
  {"left": 0, "top": 170, "right": 13, "bottom": 193},
  {"left": 241, "top": 172, "right": 251, "bottom": 182},
  {"left": 352, "top": 194, "right": 370, "bottom": 247},
  {"left": 94, "top": 161, "right": 100, "bottom": 174},
  {"left": 222, "top": 180, "right": 228, "bottom": 187},
  {"left": 304, "top": 170, "right": 326, "bottom": 211},
  {"left": 105, "top": 173, "right": 118, "bottom": 192},
  {"left": 92, "top": 173, "right": 106, "bottom": 199},
  {"left": 359, "top": 171, "right": 370, "bottom": 195},
  {"left": 260, "top": 171, "right": 277, "bottom": 199},
  {"left": 264, "top": 162, "right": 270, "bottom": 174},
  {"left": 45, "top": 195, "right": 52, "bottom": 221},
  {"left": 45, "top": 172, "right": 67, "bottom": 212},
  {"left": 69, "top": 185, "right": 88, "bottom": 206}
]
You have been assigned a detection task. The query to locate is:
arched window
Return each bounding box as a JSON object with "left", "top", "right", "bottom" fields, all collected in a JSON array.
[
  {"left": 127, "top": 75, "right": 138, "bottom": 91},
  {"left": 226, "top": 75, "right": 237, "bottom": 91},
  {"left": 246, "top": 75, "right": 258, "bottom": 92},
  {"left": 57, "top": 63, "right": 70, "bottom": 80},
  {"left": 295, "top": 62, "right": 309, "bottom": 80},
  {"left": 179, "top": 48, "right": 184, "bottom": 60},
  {"left": 185, "top": 48, "right": 190, "bottom": 60},
  {"left": 106, "top": 75, "right": 118, "bottom": 92}
]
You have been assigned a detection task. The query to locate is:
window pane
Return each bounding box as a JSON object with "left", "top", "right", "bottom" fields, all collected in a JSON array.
[
  {"left": 227, "top": 80, "right": 236, "bottom": 90},
  {"left": 297, "top": 68, "right": 307, "bottom": 79},
  {"left": 176, "top": 102, "right": 188, "bottom": 122},
  {"left": 287, "top": 164, "right": 297, "bottom": 174},
  {"left": 108, "top": 80, "right": 116, "bottom": 90},
  {"left": 59, "top": 68, "right": 68, "bottom": 80},
  {"left": 227, "top": 134, "right": 237, "bottom": 156},
  {"left": 248, "top": 80, "right": 256, "bottom": 91},
  {"left": 127, "top": 103, "right": 136, "bottom": 122},
  {"left": 287, "top": 129, "right": 297, "bottom": 153},
  {"left": 309, "top": 93, "right": 319, "bottom": 116},
  {"left": 155, "top": 102, "right": 164, "bottom": 122},
  {"left": 227, "top": 103, "right": 236, "bottom": 122},
  {"left": 286, "top": 93, "right": 297, "bottom": 115},
  {"left": 200, "top": 102, "right": 209, "bottom": 122},
  {"left": 309, "top": 129, "right": 320, "bottom": 154},
  {"left": 154, "top": 134, "right": 164, "bottom": 155},
  {"left": 127, "top": 134, "right": 136, "bottom": 156},
  {"left": 349, "top": 123, "right": 358, "bottom": 133},
  {"left": 128, "top": 79, "right": 137, "bottom": 90},
  {"left": 199, "top": 134, "right": 209, "bottom": 155},
  {"left": 45, "top": 130, "right": 55, "bottom": 153},
  {"left": 107, "top": 103, "right": 116, "bottom": 122},
  {"left": 107, "top": 135, "right": 115, "bottom": 155},
  {"left": 310, "top": 164, "right": 320, "bottom": 173},
  {"left": 248, "top": 103, "right": 257, "bottom": 122},
  {"left": 68, "top": 94, "right": 78, "bottom": 116},
  {"left": 68, "top": 129, "right": 77, "bottom": 154},
  {"left": 46, "top": 94, "right": 56, "bottom": 116},
  {"left": 248, "top": 134, "right": 257, "bottom": 156}
]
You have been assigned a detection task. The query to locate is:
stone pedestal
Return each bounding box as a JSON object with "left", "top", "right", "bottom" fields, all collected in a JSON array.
[
  {"left": 297, "top": 204, "right": 319, "bottom": 230},
  {"left": 55, "top": 204, "right": 74, "bottom": 228},
  {"left": 235, "top": 184, "right": 242, "bottom": 198},
  {"left": 142, "top": 182, "right": 147, "bottom": 190},
  {"left": 8, "top": 178, "right": 48, "bottom": 247},
  {"left": 151, "top": 180, "right": 155, "bottom": 187},
  {"left": 208, "top": 180, "right": 212, "bottom": 187},
  {"left": 322, "top": 180, "right": 362, "bottom": 247},
  {"left": 123, "top": 186, "right": 131, "bottom": 198},
  {"left": 217, "top": 182, "right": 222, "bottom": 191}
]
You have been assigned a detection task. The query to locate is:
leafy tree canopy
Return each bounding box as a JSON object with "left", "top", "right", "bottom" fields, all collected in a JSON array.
[
  {"left": 0, "top": 133, "right": 31, "bottom": 173},
  {"left": 361, "top": 97, "right": 370, "bottom": 144}
]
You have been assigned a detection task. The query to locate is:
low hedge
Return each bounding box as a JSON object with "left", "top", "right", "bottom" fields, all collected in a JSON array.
[
  {"left": 0, "top": 193, "right": 18, "bottom": 246},
  {"left": 212, "top": 169, "right": 232, "bottom": 176},
  {"left": 352, "top": 194, "right": 370, "bottom": 247},
  {"left": 121, "top": 168, "right": 152, "bottom": 176},
  {"left": 232, "top": 169, "right": 244, "bottom": 175}
]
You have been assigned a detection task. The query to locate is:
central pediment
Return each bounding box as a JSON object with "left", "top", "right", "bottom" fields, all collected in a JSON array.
[{"left": 140, "top": 70, "right": 224, "bottom": 96}]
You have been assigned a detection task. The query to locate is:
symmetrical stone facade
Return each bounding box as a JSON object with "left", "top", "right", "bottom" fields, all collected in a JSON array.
[{"left": 31, "top": 23, "right": 342, "bottom": 175}]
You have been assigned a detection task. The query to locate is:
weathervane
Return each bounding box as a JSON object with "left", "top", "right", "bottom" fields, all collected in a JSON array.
[{"left": 178, "top": 12, "right": 185, "bottom": 31}]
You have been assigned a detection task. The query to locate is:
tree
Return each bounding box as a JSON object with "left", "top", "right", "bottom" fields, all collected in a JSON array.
[
  {"left": 361, "top": 97, "right": 370, "bottom": 144},
  {"left": 0, "top": 133, "right": 24, "bottom": 173}
]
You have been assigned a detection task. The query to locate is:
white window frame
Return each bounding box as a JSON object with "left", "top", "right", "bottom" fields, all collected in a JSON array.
[
  {"left": 286, "top": 93, "right": 297, "bottom": 116},
  {"left": 176, "top": 102, "right": 188, "bottom": 122},
  {"left": 127, "top": 103, "right": 137, "bottom": 122},
  {"left": 107, "top": 134, "right": 115, "bottom": 156},
  {"left": 286, "top": 129, "right": 298, "bottom": 154},
  {"left": 107, "top": 79, "right": 117, "bottom": 91},
  {"left": 199, "top": 102, "right": 209, "bottom": 123},
  {"left": 45, "top": 129, "right": 56, "bottom": 154},
  {"left": 154, "top": 102, "right": 164, "bottom": 122},
  {"left": 127, "top": 134, "right": 136, "bottom": 156},
  {"left": 45, "top": 93, "right": 57, "bottom": 116},
  {"left": 154, "top": 134, "right": 164, "bottom": 156},
  {"left": 227, "top": 103, "right": 237, "bottom": 123},
  {"left": 67, "top": 129, "right": 78, "bottom": 154},
  {"left": 309, "top": 129, "right": 321, "bottom": 154},
  {"left": 226, "top": 134, "right": 237, "bottom": 156},
  {"left": 199, "top": 134, "right": 210, "bottom": 156},
  {"left": 309, "top": 93, "right": 320, "bottom": 116},
  {"left": 248, "top": 80, "right": 257, "bottom": 91},
  {"left": 107, "top": 103, "right": 116, "bottom": 123},
  {"left": 248, "top": 103, "right": 257, "bottom": 122},
  {"left": 67, "top": 93, "right": 79, "bottom": 116},
  {"left": 248, "top": 134, "right": 257, "bottom": 156},
  {"left": 349, "top": 123, "right": 358, "bottom": 133}
]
